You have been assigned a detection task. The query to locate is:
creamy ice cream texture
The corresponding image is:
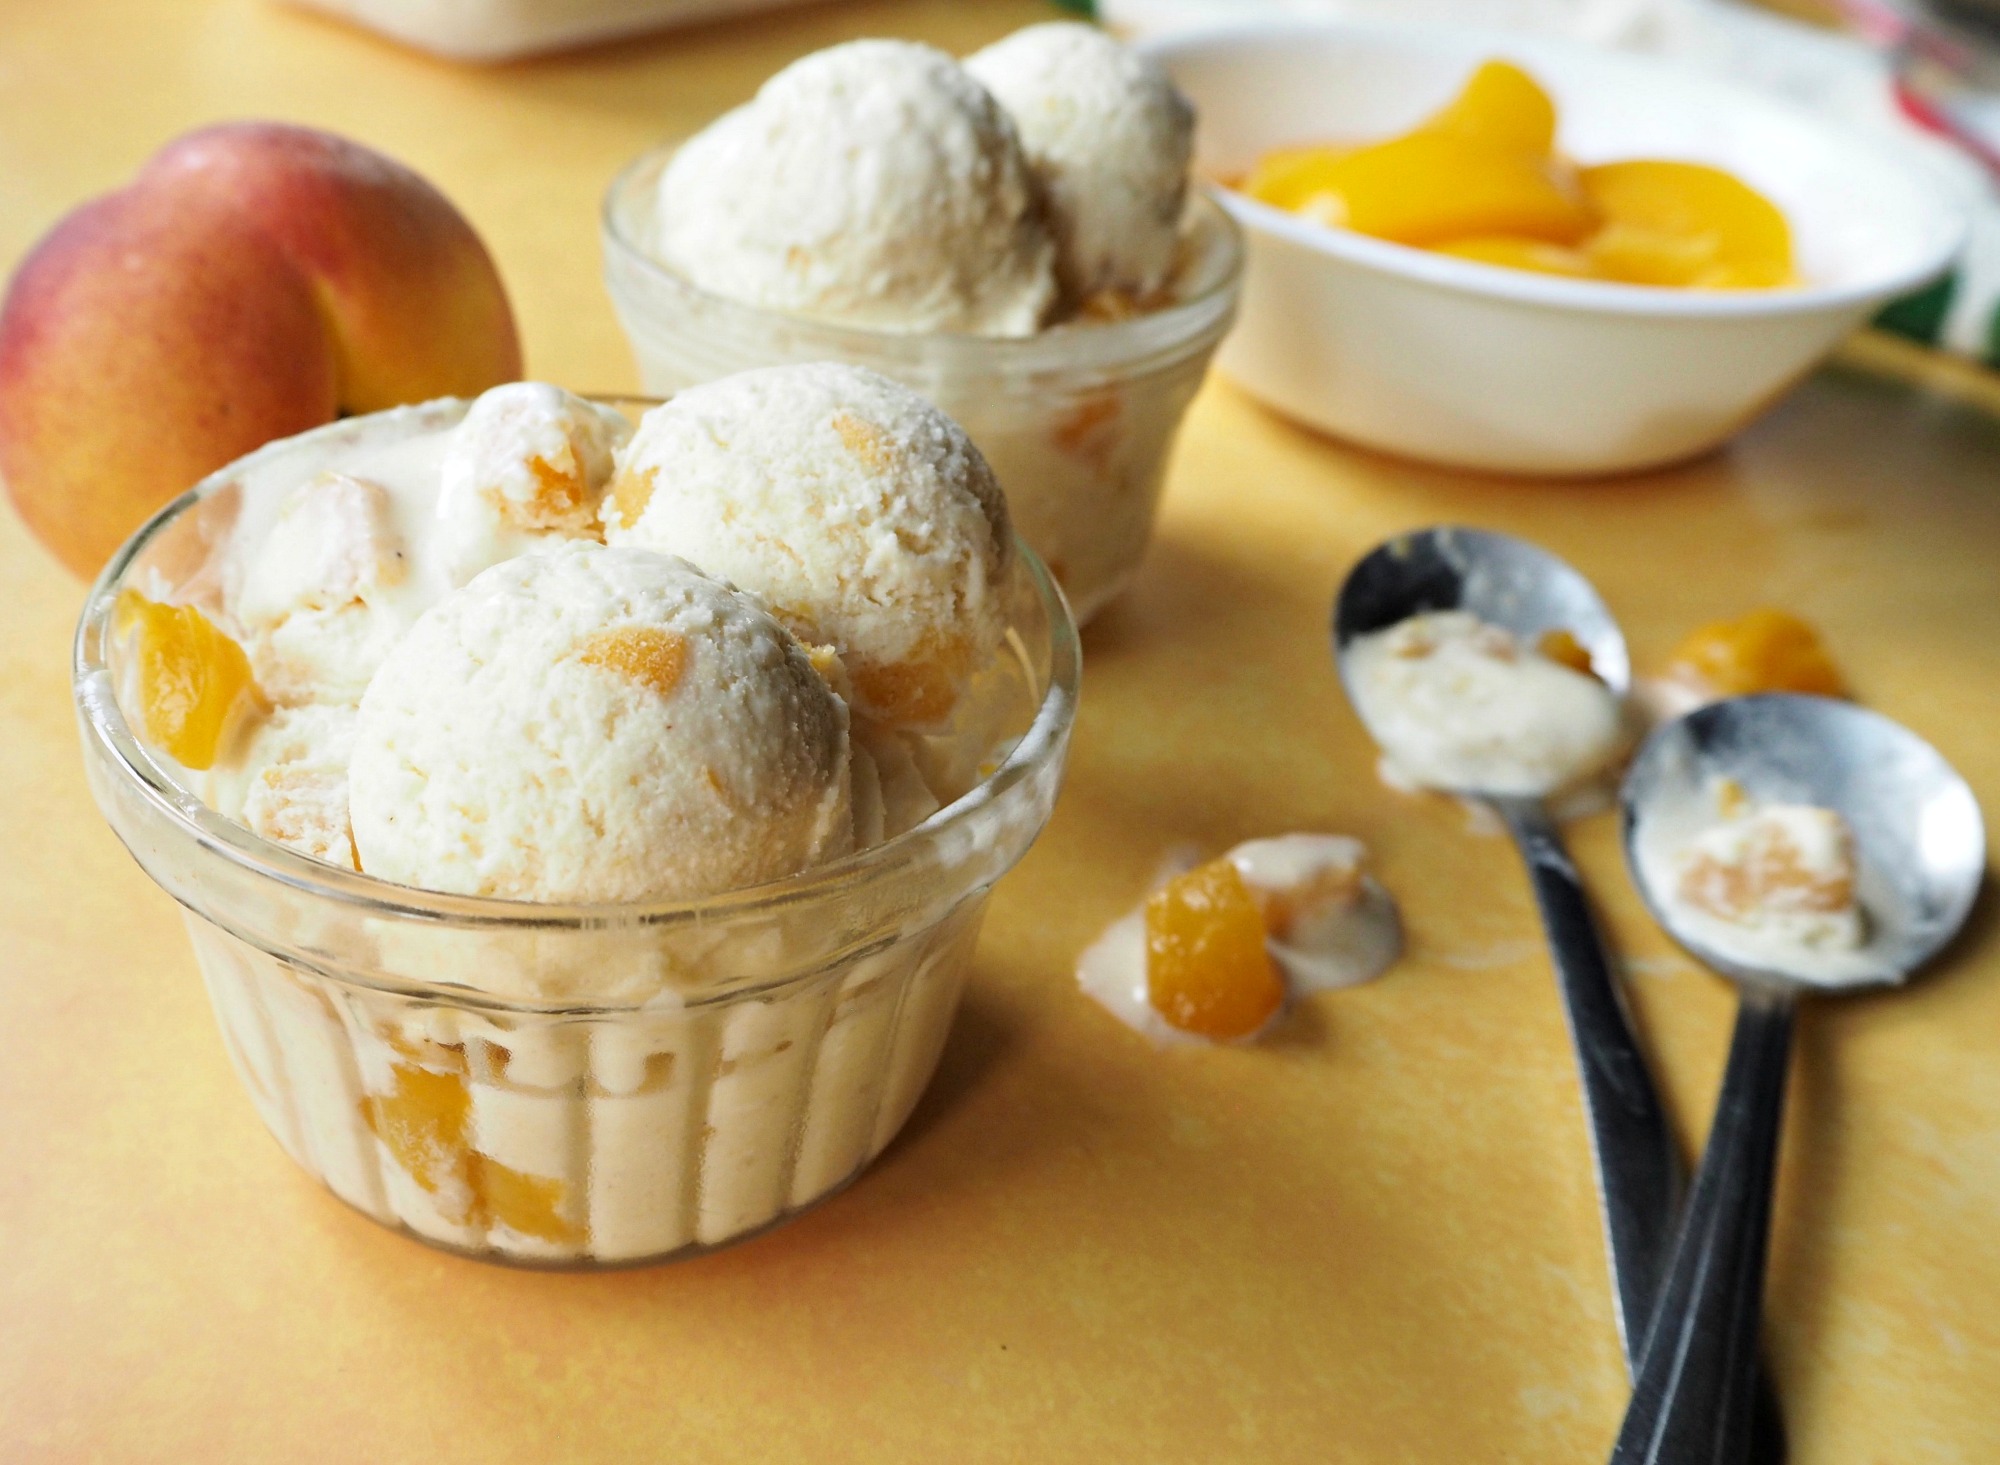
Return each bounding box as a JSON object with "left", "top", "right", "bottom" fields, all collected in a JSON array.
[
  {"left": 112, "top": 375, "right": 1043, "bottom": 1267},
  {"left": 967, "top": 22, "right": 1194, "bottom": 303},
  {"left": 232, "top": 469, "right": 411, "bottom": 707},
  {"left": 225, "top": 385, "right": 626, "bottom": 710},
  {"left": 651, "top": 27, "right": 1198, "bottom": 331},
  {"left": 1346, "top": 610, "right": 1625, "bottom": 798},
  {"left": 158, "top": 368, "right": 1007, "bottom": 892},
  {"left": 434, "top": 381, "right": 630, "bottom": 588},
  {"left": 1665, "top": 794, "right": 1869, "bottom": 980},
  {"left": 607, "top": 363, "right": 1012, "bottom": 732},
  {"left": 348, "top": 542, "right": 853, "bottom": 903},
  {"left": 209, "top": 703, "right": 361, "bottom": 870},
  {"left": 653, "top": 39, "right": 1057, "bottom": 336}
]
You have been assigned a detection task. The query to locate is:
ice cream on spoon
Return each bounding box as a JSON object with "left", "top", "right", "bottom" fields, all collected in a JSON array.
[
  {"left": 1334, "top": 525, "right": 1678, "bottom": 1377},
  {"left": 1612, "top": 694, "right": 1984, "bottom": 1459}
]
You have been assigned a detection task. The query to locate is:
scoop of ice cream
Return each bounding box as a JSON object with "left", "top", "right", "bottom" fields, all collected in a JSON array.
[
  {"left": 435, "top": 383, "right": 630, "bottom": 587},
  {"left": 349, "top": 542, "right": 852, "bottom": 902},
  {"left": 232, "top": 469, "right": 411, "bottom": 705},
  {"left": 605, "top": 363, "right": 1012, "bottom": 731},
  {"left": 209, "top": 703, "right": 360, "bottom": 870},
  {"left": 1346, "top": 610, "right": 1625, "bottom": 797},
  {"left": 967, "top": 22, "right": 1194, "bottom": 302},
  {"left": 653, "top": 39, "right": 1057, "bottom": 336}
]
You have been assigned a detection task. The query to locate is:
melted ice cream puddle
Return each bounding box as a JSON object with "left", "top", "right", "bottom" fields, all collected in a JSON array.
[{"left": 1077, "top": 834, "right": 1402, "bottom": 1046}]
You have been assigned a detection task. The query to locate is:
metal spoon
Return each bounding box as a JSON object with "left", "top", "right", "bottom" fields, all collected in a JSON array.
[
  {"left": 1332, "top": 526, "right": 1679, "bottom": 1364},
  {"left": 1611, "top": 694, "right": 1985, "bottom": 1463}
]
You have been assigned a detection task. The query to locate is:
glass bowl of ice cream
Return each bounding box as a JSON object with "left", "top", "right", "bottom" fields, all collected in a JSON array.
[
  {"left": 73, "top": 372, "right": 1078, "bottom": 1267},
  {"left": 600, "top": 25, "right": 1244, "bottom": 623}
]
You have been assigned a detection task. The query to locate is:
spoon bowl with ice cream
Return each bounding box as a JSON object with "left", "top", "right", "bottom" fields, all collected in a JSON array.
[
  {"left": 1608, "top": 694, "right": 1984, "bottom": 1463},
  {"left": 1333, "top": 525, "right": 1681, "bottom": 1373}
]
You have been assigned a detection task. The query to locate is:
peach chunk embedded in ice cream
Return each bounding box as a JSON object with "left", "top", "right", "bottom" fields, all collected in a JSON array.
[
  {"left": 115, "top": 591, "right": 264, "bottom": 770},
  {"left": 606, "top": 363, "right": 1011, "bottom": 732},
  {"left": 435, "top": 383, "right": 630, "bottom": 587},
  {"left": 348, "top": 543, "right": 853, "bottom": 903},
  {"left": 1079, "top": 836, "right": 1402, "bottom": 1045},
  {"left": 360, "top": 1059, "right": 582, "bottom": 1246}
]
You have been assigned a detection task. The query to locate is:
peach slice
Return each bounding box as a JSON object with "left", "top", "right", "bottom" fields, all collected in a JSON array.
[
  {"left": 1425, "top": 59, "right": 1560, "bottom": 156},
  {"left": 1432, "top": 235, "right": 1594, "bottom": 277},
  {"left": 1235, "top": 59, "right": 1796, "bottom": 294},
  {"left": 1581, "top": 161, "right": 1795, "bottom": 290},
  {"left": 1241, "top": 59, "right": 1590, "bottom": 248},
  {"left": 1250, "top": 130, "right": 1592, "bottom": 248}
]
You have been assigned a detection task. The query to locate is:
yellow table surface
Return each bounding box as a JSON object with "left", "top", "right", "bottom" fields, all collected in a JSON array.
[{"left": 3, "top": 2, "right": 1997, "bottom": 1460}]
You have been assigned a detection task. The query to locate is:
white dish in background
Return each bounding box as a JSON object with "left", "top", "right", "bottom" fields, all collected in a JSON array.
[{"left": 1143, "top": 22, "right": 1968, "bottom": 476}]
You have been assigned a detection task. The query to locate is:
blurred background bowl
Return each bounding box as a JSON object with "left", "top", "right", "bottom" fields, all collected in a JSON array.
[{"left": 1146, "top": 20, "right": 1969, "bottom": 476}]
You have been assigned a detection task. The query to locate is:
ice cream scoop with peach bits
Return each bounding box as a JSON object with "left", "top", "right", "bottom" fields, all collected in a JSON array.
[
  {"left": 1078, "top": 835, "right": 1403, "bottom": 1045},
  {"left": 109, "top": 381, "right": 635, "bottom": 876},
  {"left": 1239, "top": 59, "right": 1796, "bottom": 290}
]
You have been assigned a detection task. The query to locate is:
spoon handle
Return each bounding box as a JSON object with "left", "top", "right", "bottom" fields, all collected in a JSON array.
[
  {"left": 1492, "top": 796, "right": 1682, "bottom": 1360},
  {"left": 1609, "top": 984, "right": 1796, "bottom": 1465}
]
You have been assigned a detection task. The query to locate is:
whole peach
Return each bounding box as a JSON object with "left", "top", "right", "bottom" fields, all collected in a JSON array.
[
  {"left": 0, "top": 187, "right": 339, "bottom": 579},
  {"left": 0, "top": 124, "right": 521, "bottom": 577},
  {"left": 140, "top": 124, "right": 521, "bottom": 413}
]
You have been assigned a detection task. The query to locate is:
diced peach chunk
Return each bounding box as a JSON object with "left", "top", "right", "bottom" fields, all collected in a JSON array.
[
  {"left": 360, "top": 1061, "right": 475, "bottom": 1203},
  {"left": 476, "top": 1160, "right": 577, "bottom": 1246},
  {"left": 115, "top": 589, "right": 263, "bottom": 769},
  {"left": 1668, "top": 608, "right": 1846, "bottom": 698},
  {"left": 360, "top": 1060, "right": 582, "bottom": 1245},
  {"left": 1144, "top": 858, "right": 1285, "bottom": 1040},
  {"left": 1535, "top": 628, "right": 1596, "bottom": 677}
]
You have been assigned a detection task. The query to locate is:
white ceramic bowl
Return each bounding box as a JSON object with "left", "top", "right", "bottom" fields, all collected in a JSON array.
[{"left": 1144, "top": 22, "right": 1968, "bottom": 476}]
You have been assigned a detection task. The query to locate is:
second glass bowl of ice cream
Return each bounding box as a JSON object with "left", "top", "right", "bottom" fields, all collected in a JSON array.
[
  {"left": 74, "top": 396, "right": 1079, "bottom": 1268},
  {"left": 602, "top": 152, "right": 1242, "bottom": 624}
]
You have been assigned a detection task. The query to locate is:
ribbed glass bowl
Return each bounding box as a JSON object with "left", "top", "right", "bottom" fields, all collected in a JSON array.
[{"left": 73, "top": 398, "right": 1080, "bottom": 1267}]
